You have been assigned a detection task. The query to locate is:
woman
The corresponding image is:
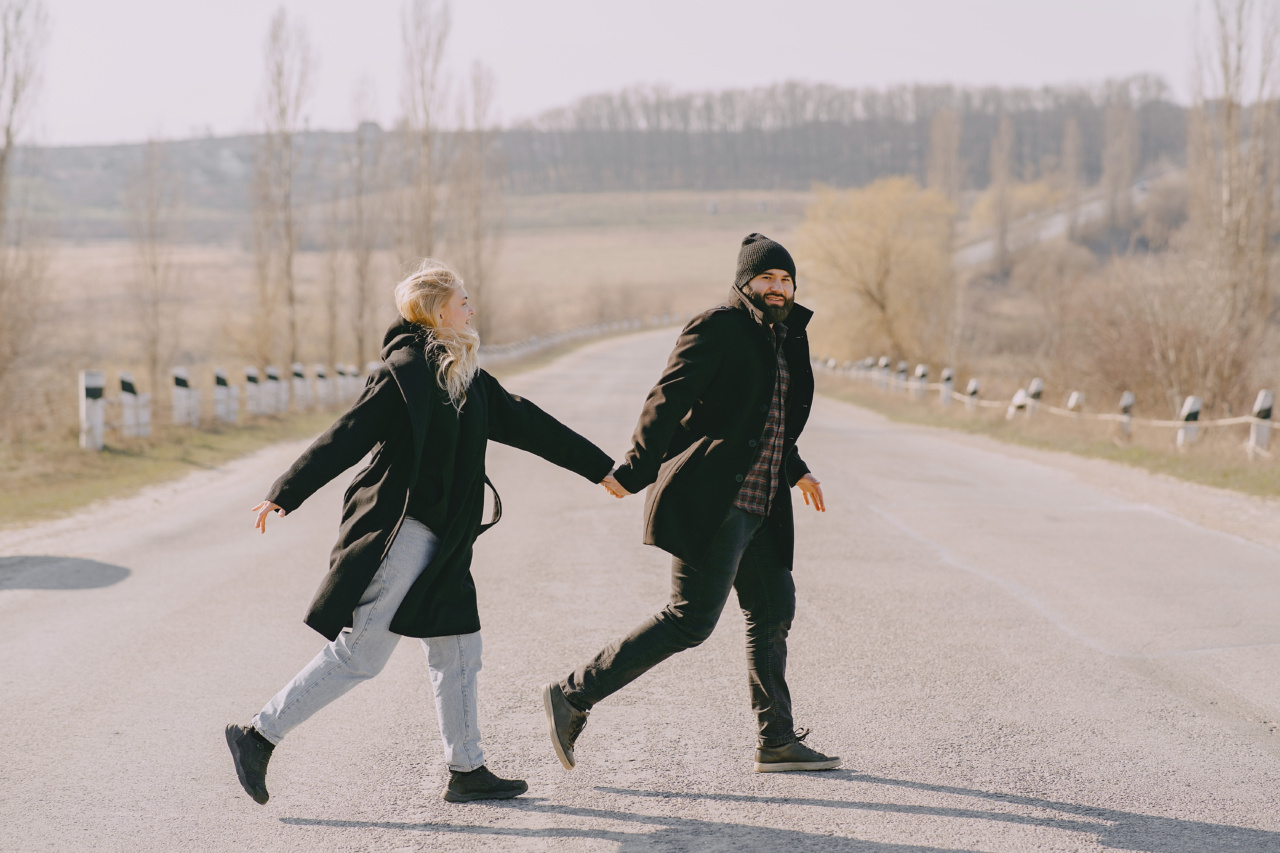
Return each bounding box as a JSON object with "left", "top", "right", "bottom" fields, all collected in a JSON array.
[{"left": 225, "top": 259, "right": 614, "bottom": 804}]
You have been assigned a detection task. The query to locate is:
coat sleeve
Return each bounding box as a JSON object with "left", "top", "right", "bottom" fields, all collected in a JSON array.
[
  {"left": 482, "top": 372, "right": 614, "bottom": 483},
  {"left": 785, "top": 446, "right": 810, "bottom": 488},
  {"left": 265, "top": 368, "right": 403, "bottom": 513},
  {"left": 611, "top": 314, "right": 724, "bottom": 494}
]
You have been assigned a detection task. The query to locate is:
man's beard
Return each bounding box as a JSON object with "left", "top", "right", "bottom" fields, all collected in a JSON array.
[{"left": 746, "top": 289, "right": 794, "bottom": 324}]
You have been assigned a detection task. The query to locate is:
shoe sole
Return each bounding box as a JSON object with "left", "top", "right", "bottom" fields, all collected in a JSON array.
[
  {"left": 754, "top": 758, "right": 842, "bottom": 773},
  {"left": 541, "top": 684, "right": 575, "bottom": 770},
  {"left": 442, "top": 782, "right": 529, "bottom": 803},
  {"left": 224, "top": 725, "right": 269, "bottom": 804}
]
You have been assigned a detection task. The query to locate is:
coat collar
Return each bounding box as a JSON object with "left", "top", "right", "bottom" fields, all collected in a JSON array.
[{"left": 726, "top": 286, "right": 813, "bottom": 333}]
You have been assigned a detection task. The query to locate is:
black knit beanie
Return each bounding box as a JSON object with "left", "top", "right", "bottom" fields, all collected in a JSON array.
[{"left": 734, "top": 233, "right": 796, "bottom": 292}]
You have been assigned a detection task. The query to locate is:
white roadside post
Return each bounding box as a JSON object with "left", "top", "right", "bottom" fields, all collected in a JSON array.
[
  {"left": 172, "top": 367, "right": 199, "bottom": 427},
  {"left": 314, "top": 364, "right": 330, "bottom": 408},
  {"left": 1248, "top": 390, "right": 1273, "bottom": 460},
  {"left": 1066, "top": 391, "right": 1084, "bottom": 418},
  {"left": 214, "top": 369, "right": 238, "bottom": 423},
  {"left": 78, "top": 370, "right": 106, "bottom": 450},
  {"left": 244, "top": 367, "right": 260, "bottom": 415},
  {"left": 877, "top": 356, "right": 891, "bottom": 390},
  {"left": 291, "top": 362, "right": 310, "bottom": 410},
  {"left": 913, "top": 364, "right": 928, "bottom": 401},
  {"left": 895, "top": 361, "right": 908, "bottom": 393},
  {"left": 334, "top": 365, "right": 347, "bottom": 402},
  {"left": 940, "top": 368, "right": 954, "bottom": 406},
  {"left": 966, "top": 378, "right": 980, "bottom": 412},
  {"left": 120, "top": 372, "right": 140, "bottom": 437},
  {"left": 1177, "top": 395, "right": 1202, "bottom": 449},
  {"left": 265, "top": 366, "right": 284, "bottom": 414},
  {"left": 1006, "top": 388, "right": 1029, "bottom": 420},
  {"left": 347, "top": 364, "right": 360, "bottom": 400},
  {"left": 1119, "top": 391, "right": 1135, "bottom": 439},
  {"left": 1027, "top": 378, "right": 1044, "bottom": 415}
]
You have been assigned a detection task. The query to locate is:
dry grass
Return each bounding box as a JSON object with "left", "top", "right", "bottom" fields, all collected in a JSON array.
[
  {"left": 4, "top": 189, "right": 801, "bottom": 526},
  {"left": 816, "top": 373, "right": 1280, "bottom": 498}
]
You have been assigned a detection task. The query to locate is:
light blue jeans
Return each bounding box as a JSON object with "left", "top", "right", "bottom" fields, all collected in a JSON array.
[{"left": 253, "top": 517, "right": 486, "bottom": 772}]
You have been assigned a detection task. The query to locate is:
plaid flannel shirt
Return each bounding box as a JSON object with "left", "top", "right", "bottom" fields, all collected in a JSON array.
[{"left": 733, "top": 323, "right": 789, "bottom": 516}]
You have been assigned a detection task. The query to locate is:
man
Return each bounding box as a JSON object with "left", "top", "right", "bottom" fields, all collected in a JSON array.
[{"left": 543, "top": 233, "right": 838, "bottom": 773}]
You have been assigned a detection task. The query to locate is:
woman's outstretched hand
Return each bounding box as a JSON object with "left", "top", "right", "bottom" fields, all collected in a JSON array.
[
  {"left": 796, "top": 474, "right": 825, "bottom": 512},
  {"left": 252, "top": 500, "right": 286, "bottom": 533},
  {"left": 601, "top": 473, "right": 630, "bottom": 499}
]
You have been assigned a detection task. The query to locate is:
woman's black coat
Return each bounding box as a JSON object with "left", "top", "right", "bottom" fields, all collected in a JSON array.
[
  {"left": 265, "top": 319, "right": 614, "bottom": 641},
  {"left": 611, "top": 288, "right": 814, "bottom": 569}
]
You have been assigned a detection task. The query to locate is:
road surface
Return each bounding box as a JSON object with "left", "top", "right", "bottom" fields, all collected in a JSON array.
[{"left": 2, "top": 327, "right": 1279, "bottom": 852}]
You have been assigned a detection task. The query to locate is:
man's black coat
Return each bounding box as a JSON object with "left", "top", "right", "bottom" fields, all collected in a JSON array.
[
  {"left": 265, "top": 319, "right": 613, "bottom": 641},
  {"left": 611, "top": 288, "right": 814, "bottom": 569}
]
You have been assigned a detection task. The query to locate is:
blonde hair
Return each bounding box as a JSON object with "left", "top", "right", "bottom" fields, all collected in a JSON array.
[{"left": 394, "top": 258, "right": 480, "bottom": 409}]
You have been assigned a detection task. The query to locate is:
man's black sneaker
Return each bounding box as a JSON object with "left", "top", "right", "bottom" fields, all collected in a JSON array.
[
  {"left": 754, "top": 729, "right": 841, "bottom": 772},
  {"left": 442, "top": 765, "right": 529, "bottom": 802},
  {"left": 542, "top": 682, "right": 588, "bottom": 769},
  {"left": 225, "top": 723, "right": 275, "bottom": 804}
]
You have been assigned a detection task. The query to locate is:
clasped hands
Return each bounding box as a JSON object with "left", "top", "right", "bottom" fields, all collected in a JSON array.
[{"left": 599, "top": 470, "right": 825, "bottom": 512}]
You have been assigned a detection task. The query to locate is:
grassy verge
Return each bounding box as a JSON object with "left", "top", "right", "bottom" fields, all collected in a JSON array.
[
  {"left": 0, "top": 411, "right": 343, "bottom": 528},
  {"left": 816, "top": 374, "right": 1280, "bottom": 498},
  {"left": 0, "top": 332, "right": 646, "bottom": 530}
]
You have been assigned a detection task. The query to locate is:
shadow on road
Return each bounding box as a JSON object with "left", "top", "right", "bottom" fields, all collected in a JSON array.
[
  {"left": 0, "top": 556, "right": 131, "bottom": 590},
  {"left": 282, "top": 800, "right": 979, "bottom": 852},
  {"left": 594, "top": 774, "right": 1280, "bottom": 853}
]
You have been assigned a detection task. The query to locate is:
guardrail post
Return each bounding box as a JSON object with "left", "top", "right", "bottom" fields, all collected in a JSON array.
[
  {"left": 966, "top": 378, "right": 980, "bottom": 411},
  {"left": 1119, "top": 391, "right": 1135, "bottom": 438},
  {"left": 940, "top": 368, "right": 953, "bottom": 406},
  {"left": 314, "top": 364, "right": 331, "bottom": 407},
  {"left": 265, "top": 366, "right": 285, "bottom": 414},
  {"left": 120, "top": 372, "right": 151, "bottom": 438},
  {"left": 1176, "top": 395, "right": 1202, "bottom": 448},
  {"left": 291, "top": 362, "right": 310, "bottom": 411},
  {"left": 1027, "top": 378, "right": 1044, "bottom": 415},
  {"left": 913, "top": 364, "right": 928, "bottom": 400},
  {"left": 877, "top": 356, "right": 890, "bottom": 390},
  {"left": 244, "top": 367, "right": 260, "bottom": 415},
  {"left": 1006, "top": 388, "right": 1029, "bottom": 420},
  {"left": 172, "top": 367, "right": 199, "bottom": 427},
  {"left": 214, "top": 368, "right": 238, "bottom": 423},
  {"left": 1066, "top": 391, "right": 1084, "bottom": 418},
  {"left": 1248, "top": 389, "right": 1273, "bottom": 460},
  {"left": 79, "top": 369, "right": 106, "bottom": 450},
  {"left": 895, "top": 360, "right": 908, "bottom": 393}
]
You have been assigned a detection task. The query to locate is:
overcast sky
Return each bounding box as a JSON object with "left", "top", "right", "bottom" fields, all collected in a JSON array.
[{"left": 40, "top": 0, "right": 1200, "bottom": 147}]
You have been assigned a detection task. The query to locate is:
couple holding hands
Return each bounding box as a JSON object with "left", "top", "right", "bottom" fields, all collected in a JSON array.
[{"left": 225, "top": 233, "right": 839, "bottom": 805}]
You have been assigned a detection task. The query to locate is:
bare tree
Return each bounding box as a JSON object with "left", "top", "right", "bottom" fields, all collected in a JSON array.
[
  {"left": 320, "top": 164, "right": 343, "bottom": 371},
  {"left": 448, "top": 61, "right": 504, "bottom": 341},
  {"left": 252, "top": 6, "right": 313, "bottom": 371},
  {"left": 926, "top": 108, "right": 963, "bottom": 205},
  {"left": 1102, "top": 95, "right": 1138, "bottom": 231},
  {"left": 398, "top": 0, "right": 451, "bottom": 260},
  {"left": 1060, "top": 116, "right": 1083, "bottom": 240},
  {"left": 798, "top": 177, "right": 955, "bottom": 363},
  {"left": 126, "top": 139, "right": 181, "bottom": 403},
  {"left": 349, "top": 82, "right": 385, "bottom": 364},
  {"left": 989, "top": 114, "right": 1015, "bottom": 275},
  {"left": 0, "top": 0, "right": 46, "bottom": 432}
]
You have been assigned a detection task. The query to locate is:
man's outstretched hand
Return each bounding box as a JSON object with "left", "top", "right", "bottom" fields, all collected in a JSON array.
[
  {"left": 601, "top": 473, "right": 630, "bottom": 499},
  {"left": 796, "top": 474, "right": 825, "bottom": 512}
]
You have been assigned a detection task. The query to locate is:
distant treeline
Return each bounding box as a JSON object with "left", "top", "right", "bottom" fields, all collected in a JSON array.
[
  {"left": 502, "top": 76, "right": 1187, "bottom": 193},
  {"left": 19, "top": 77, "right": 1188, "bottom": 242}
]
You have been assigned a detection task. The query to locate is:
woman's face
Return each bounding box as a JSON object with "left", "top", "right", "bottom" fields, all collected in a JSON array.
[{"left": 438, "top": 285, "right": 474, "bottom": 330}]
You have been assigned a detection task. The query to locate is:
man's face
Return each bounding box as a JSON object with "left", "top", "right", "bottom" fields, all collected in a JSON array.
[{"left": 745, "top": 269, "right": 795, "bottom": 324}]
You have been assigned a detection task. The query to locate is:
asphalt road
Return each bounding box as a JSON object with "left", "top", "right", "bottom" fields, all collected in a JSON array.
[{"left": 3, "top": 328, "right": 1280, "bottom": 853}]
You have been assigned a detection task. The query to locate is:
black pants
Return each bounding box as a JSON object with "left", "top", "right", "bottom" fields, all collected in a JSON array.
[{"left": 561, "top": 507, "right": 798, "bottom": 747}]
